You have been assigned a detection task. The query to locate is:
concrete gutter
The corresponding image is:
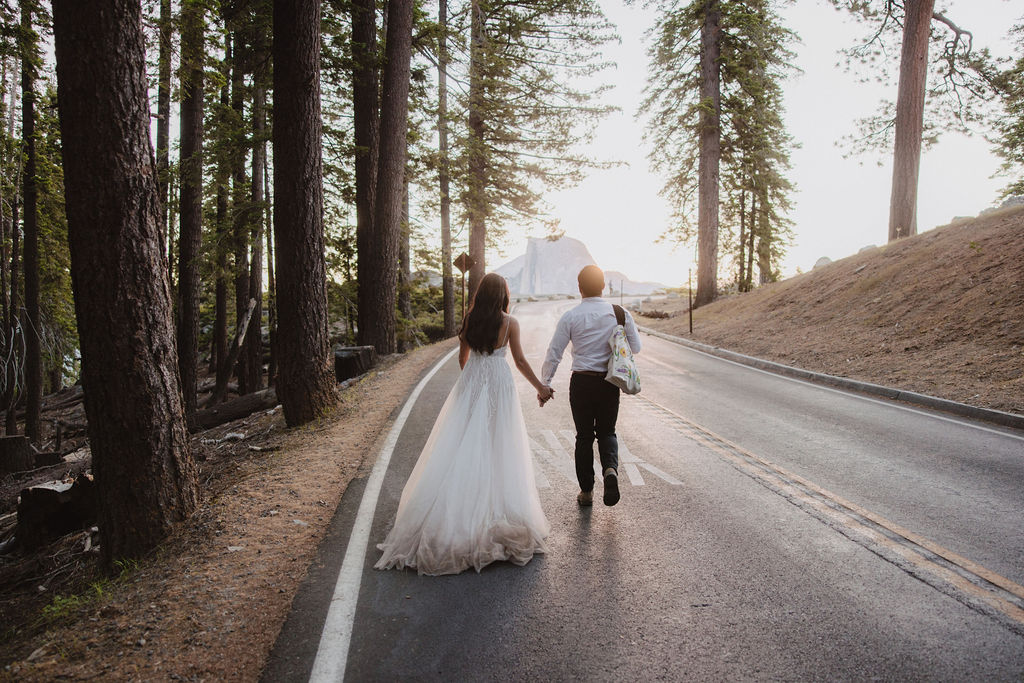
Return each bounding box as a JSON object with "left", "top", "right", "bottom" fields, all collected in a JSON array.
[{"left": 639, "top": 326, "right": 1024, "bottom": 433}]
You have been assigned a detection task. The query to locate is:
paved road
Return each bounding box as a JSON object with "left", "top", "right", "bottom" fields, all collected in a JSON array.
[{"left": 264, "top": 300, "right": 1024, "bottom": 681}]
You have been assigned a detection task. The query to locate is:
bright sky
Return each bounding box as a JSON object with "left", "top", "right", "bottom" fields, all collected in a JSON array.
[{"left": 489, "top": 0, "right": 1021, "bottom": 288}]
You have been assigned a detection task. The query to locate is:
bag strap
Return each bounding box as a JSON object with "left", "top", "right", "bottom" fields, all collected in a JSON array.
[{"left": 612, "top": 304, "right": 625, "bottom": 327}]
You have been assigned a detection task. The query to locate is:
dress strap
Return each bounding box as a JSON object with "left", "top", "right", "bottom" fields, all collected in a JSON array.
[{"left": 498, "top": 315, "right": 511, "bottom": 348}]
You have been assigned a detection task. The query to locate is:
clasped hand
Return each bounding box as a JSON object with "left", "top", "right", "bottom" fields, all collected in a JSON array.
[{"left": 536, "top": 385, "right": 554, "bottom": 407}]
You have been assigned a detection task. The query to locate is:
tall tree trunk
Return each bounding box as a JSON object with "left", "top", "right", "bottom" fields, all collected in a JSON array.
[
  {"left": 213, "top": 35, "right": 231, "bottom": 386},
  {"left": 20, "top": 1, "right": 41, "bottom": 443},
  {"left": 352, "top": 0, "right": 380, "bottom": 350},
  {"left": 242, "top": 79, "right": 266, "bottom": 393},
  {"left": 397, "top": 174, "right": 411, "bottom": 352},
  {"left": 361, "top": 0, "right": 414, "bottom": 355},
  {"left": 887, "top": 0, "right": 934, "bottom": 242},
  {"left": 694, "top": 0, "right": 721, "bottom": 308},
  {"left": 52, "top": 0, "right": 198, "bottom": 565},
  {"left": 0, "top": 59, "right": 9, "bottom": 333},
  {"left": 438, "top": 0, "right": 456, "bottom": 337},
  {"left": 5, "top": 191, "right": 19, "bottom": 436},
  {"left": 746, "top": 190, "right": 755, "bottom": 292},
  {"left": 466, "top": 0, "right": 487, "bottom": 303},
  {"left": 757, "top": 189, "right": 771, "bottom": 285},
  {"left": 264, "top": 153, "right": 276, "bottom": 389},
  {"left": 156, "top": 0, "right": 172, "bottom": 242},
  {"left": 177, "top": 0, "right": 204, "bottom": 423},
  {"left": 272, "top": 0, "right": 336, "bottom": 426},
  {"left": 737, "top": 187, "right": 746, "bottom": 291},
  {"left": 231, "top": 26, "right": 251, "bottom": 393}
]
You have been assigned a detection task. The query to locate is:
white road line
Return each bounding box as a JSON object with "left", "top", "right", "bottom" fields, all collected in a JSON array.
[
  {"left": 646, "top": 334, "right": 1024, "bottom": 443},
  {"left": 532, "top": 454, "right": 551, "bottom": 489},
  {"left": 618, "top": 440, "right": 641, "bottom": 463},
  {"left": 623, "top": 463, "right": 645, "bottom": 486},
  {"left": 533, "top": 434, "right": 577, "bottom": 484},
  {"left": 308, "top": 347, "right": 458, "bottom": 683},
  {"left": 639, "top": 462, "right": 683, "bottom": 486}
]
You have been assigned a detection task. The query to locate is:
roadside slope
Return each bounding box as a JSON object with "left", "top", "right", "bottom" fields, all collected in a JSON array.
[{"left": 644, "top": 206, "right": 1024, "bottom": 416}]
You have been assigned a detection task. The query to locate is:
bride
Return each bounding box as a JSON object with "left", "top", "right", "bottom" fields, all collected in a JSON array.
[{"left": 375, "top": 273, "right": 553, "bottom": 575}]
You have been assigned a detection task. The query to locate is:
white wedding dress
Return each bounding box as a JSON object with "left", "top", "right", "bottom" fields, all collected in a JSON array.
[{"left": 375, "top": 341, "right": 550, "bottom": 576}]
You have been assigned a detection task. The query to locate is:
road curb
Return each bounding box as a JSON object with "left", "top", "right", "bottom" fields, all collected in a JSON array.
[{"left": 639, "top": 326, "right": 1024, "bottom": 432}]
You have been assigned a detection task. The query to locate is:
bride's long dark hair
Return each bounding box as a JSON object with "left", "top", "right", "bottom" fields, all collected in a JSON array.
[{"left": 460, "top": 273, "right": 510, "bottom": 354}]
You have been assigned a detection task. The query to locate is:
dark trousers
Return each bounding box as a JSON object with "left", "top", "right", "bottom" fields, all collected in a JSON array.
[{"left": 569, "top": 372, "right": 621, "bottom": 493}]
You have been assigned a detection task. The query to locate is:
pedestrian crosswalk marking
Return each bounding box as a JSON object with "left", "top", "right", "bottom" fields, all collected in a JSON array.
[
  {"left": 623, "top": 463, "right": 645, "bottom": 486},
  {"left": 531, "top": 430, "right": 681, "bottom": 487},
  {"left": 638, "top": 462, "right": 682, "bottom": 486},
  {"left": 531, "top": 434, "right": 577, "bottom": 484}
]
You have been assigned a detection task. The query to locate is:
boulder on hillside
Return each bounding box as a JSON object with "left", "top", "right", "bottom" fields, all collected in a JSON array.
[
  {"left": 999, "top": 195, "right": 1024, "bottom": 210},
  {"left": 858, "top": 245, "right": 878, "bottom": 254},
  {"left": 813, "top": 256, "right": 832, "bottom": 269}
]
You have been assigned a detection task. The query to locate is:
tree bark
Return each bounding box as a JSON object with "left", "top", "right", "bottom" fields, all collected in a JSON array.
[
  {"left": 177, "top": 0, "right": 204, "bottom": 423},
  {"left": 272, "top": 0, "right": 336, "bottom": 426},
  {"left": 360, "top": 0, "right": 414, "bottom": 355},
  {"left": 351, "top": 0, "right": 381, "bottom": 351},
  {"left": 242, "top": 77, "right": 266, "bottom": 393},
  {"left": 466, "top": 0, "right": 487, "bottom": 303},
  {"left": 20, "top": 1, "right": 41, "bottom": 444},
  {"left": 757, "top": 189, "right": 771, "bottom": 285},
  {"left": 397, "top": 175, "right": 411, "bottom": 353},
  {"left": 887, "top": 0, "right": 934, "bottom": 242},
  {"left": 214, "top": 32, "right": 231, "bottom": 384},
  {"left": 695, "top": 0, "right": 721, "bottom": 308},
  {"left": 737, "top": 187, "right": 746, "bottom": 291},
  {"left": 156, "top": 0, "right": 172, "bottom": 240},
  {"left": 265, "top": 163, "right": 277, "bottom": 387},
  {"left": 231, "top": 24, "right": 252, "bottom": 393},
  {"left": 52, "top": 0, "right": 198, "bottom": 565},
  {"left": 438, "top": 0, "right": 456, "bottom": 338},
  {"left": 746, "top": 190, "right": 755, "bottom": 291}
]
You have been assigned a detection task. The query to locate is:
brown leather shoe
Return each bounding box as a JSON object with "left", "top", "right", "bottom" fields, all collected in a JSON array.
[{"left": 577, "top": 490, "right": 593, "bottom": 506}]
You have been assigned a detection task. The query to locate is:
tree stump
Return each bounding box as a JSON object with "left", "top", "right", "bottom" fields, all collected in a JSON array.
[
  {"left": 16, "top": 474, "right": 97, "bottom": 550},
  {"left": 0, "top": 436, "right": 35, "bottom": 476},
  {"left": 334, "top": 346, "right": 377, "bottom": 383}
]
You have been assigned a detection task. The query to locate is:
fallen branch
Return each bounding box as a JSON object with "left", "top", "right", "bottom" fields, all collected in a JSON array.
[
  {"left": 192, "top": 387, "right": 278, "bottom": 432},
  {"left": 205, "top": 298, "right": 257, "bottom": 408}
]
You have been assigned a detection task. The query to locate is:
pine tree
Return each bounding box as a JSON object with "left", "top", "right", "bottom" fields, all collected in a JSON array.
[
  {"left": 986, "top": 20, "right": 1024, "bottom": 198},
  {"left": 454, "top": 0, "right": 616, "bottom": 300},
  {"left": 827, "top": 1, "right": 988, "bottom": 241},
  {"left": 642, "top": 0, "right": 796, "bottom": 301},
  {"left": 52, "top": 0, "right": 198, "bottom": 565},
  {"left": 272, "top": 0, "right": 336, "bottom": 426}
]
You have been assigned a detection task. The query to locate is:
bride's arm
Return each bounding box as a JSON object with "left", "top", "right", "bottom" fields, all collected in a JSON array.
[{"left": 508, "top": 317, "right": 553, "bottom": 399}]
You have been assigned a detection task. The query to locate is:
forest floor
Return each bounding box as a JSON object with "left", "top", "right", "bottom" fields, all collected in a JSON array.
[
  {"left": 0, "top": 207, "right": 1021, "bottom": 681},
  {"left": 0, "top": 338, "right": 458, "bottom": 681},
  {"left": 638, "top": 205, "right": 1024, "bottom": 416}
]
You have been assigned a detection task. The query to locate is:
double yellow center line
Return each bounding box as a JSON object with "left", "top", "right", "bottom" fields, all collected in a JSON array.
[{"left": 635, "top": 393, "right": 1024, "bottom": 637}]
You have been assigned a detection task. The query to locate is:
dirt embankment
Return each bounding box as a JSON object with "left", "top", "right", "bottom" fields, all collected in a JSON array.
[{"left": 641, "top": 206, "right": 1024, "bottom": 416}]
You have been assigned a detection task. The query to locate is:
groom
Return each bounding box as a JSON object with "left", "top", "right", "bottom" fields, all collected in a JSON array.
[{"left": 540, "top": 265, "right": 642, "bottom": 507}]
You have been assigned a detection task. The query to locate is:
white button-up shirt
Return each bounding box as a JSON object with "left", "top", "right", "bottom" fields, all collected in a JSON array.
[{"left": 541, "top": 297, "right": 642, "bottom": 385}]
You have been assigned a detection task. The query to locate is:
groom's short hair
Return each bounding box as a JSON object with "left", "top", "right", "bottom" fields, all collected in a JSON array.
[{"left": 578, "top": 265, "right": 605, "bottom": 297}]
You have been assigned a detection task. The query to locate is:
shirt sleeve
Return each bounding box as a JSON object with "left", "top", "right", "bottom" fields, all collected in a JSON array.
[
  {"left": 541, "top": 313, "right": 571, "bottom": 385},
  {"left": 624, "top": 310, "right": 643, "bottom": 353}
]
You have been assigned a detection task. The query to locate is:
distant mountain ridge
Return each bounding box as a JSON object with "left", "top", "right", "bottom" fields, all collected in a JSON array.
[{"left": 494, "top": 236, "right": 663, "bottom": 296}]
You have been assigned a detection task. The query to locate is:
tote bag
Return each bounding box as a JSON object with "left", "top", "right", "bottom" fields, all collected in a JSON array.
[{"left": 605, "top": 304, "right": 641, "bottom": 394}]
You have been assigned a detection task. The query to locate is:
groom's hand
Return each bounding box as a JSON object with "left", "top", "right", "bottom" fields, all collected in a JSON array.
[{"left": 537, "top": 385, "right": 554, "bottom": 407}]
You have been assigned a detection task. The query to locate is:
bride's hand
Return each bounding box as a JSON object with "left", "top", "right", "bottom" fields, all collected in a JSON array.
[{"left": 537, "top": 385, "right": 554, "bottom": 405}]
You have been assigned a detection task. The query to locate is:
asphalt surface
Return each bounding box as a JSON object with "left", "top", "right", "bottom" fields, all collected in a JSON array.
[{"left": 264, "top": 299, "right": 1024, "bottom": 682}]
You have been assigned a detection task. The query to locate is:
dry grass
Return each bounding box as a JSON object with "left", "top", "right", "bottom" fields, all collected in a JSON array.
[{"left": 643, "top": 206, "right": 1024, "bottom": 415}]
